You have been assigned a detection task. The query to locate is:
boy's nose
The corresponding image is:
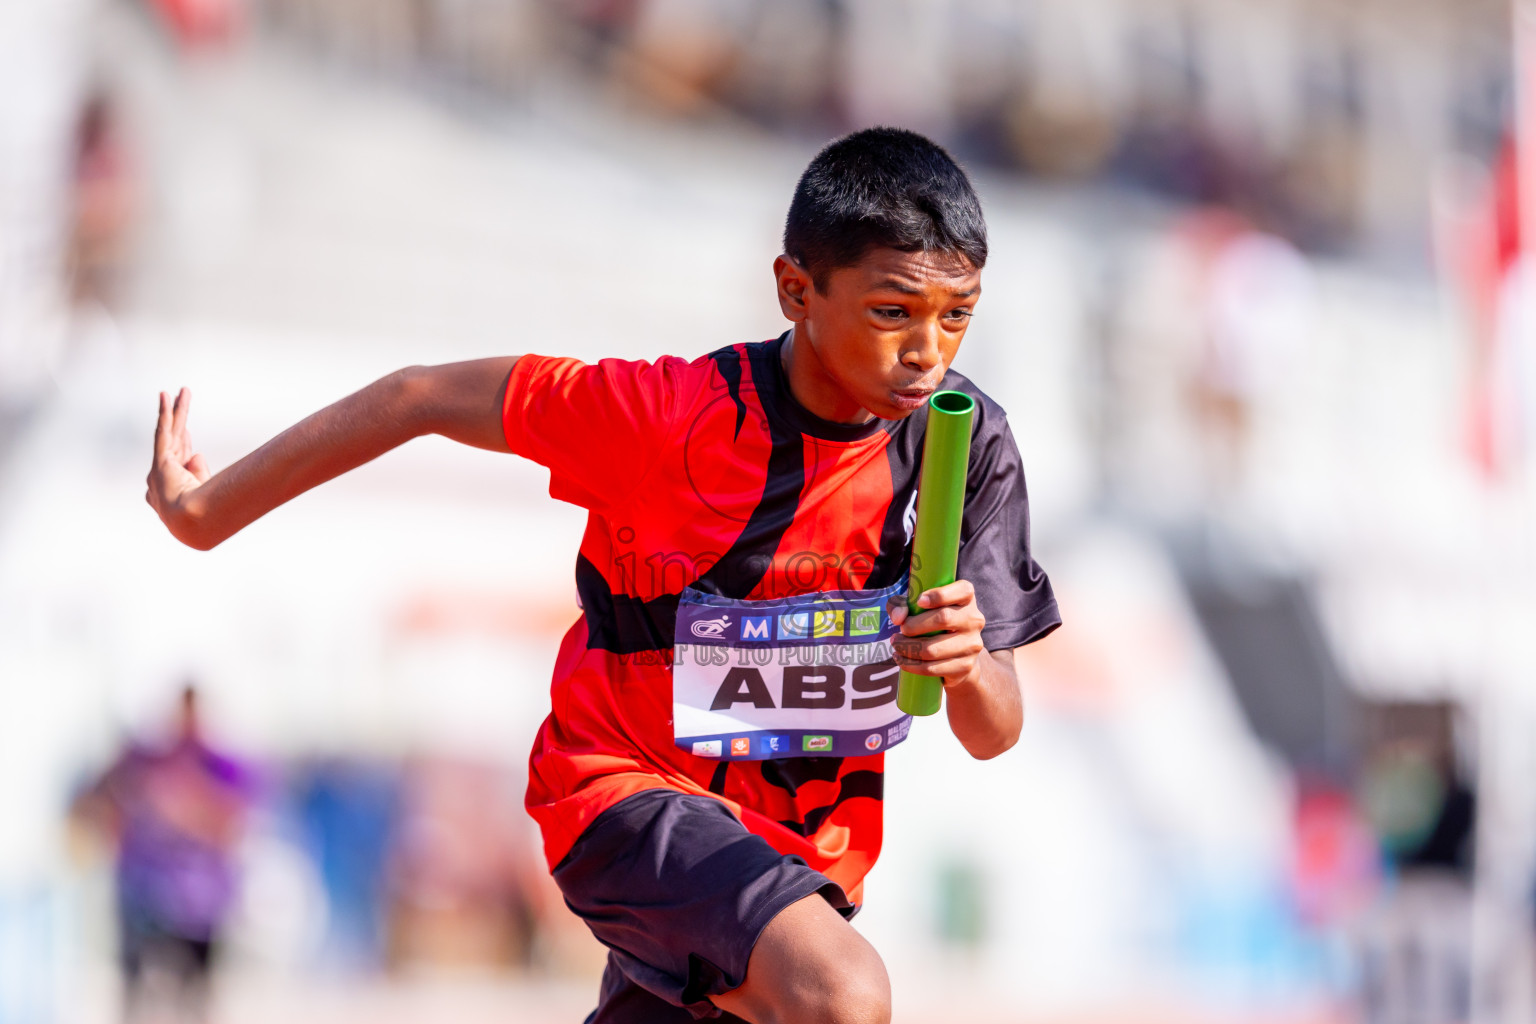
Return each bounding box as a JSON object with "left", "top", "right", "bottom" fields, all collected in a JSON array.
[{"left": 900, "top": 323, "right": 944, "bottom": 374}]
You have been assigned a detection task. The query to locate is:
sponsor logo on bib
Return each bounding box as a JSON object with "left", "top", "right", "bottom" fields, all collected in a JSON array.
[
  {"left": 730, "top": 737, "right": 751, "bottom": 756},
  {"left": 741, "top": 615, "right": 773, "bottom": 642},
  {"left": 690, "top": 615, "right": 731, "bottom": 639},
  {"left": 850, "top": 607, "right": 882, "bottom": 636},
  {"left": 803, "top": 735, "right": 833, "bottom": 753},
  {"left": 865, "top": 732, "right": 883, "bottom": 751},
  {"left": 779, "top": 611, "right": 811, "bottom": 639},
  {"left": 812, "top": 609, "right": 845, "bottom": 638},
  {"left": 692, "top": 739, "right": 722, "bottom": 757}
]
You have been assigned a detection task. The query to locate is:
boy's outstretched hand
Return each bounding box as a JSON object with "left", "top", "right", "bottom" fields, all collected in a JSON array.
[
  {"left": 887, "top": 579, "right": 1023, "bottom": 759},
  {"left": 147, "top": 387, "right": 211, "bottom": 545}
]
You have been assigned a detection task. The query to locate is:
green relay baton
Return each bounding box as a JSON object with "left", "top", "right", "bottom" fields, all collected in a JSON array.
[{"left": 897, "top": 390, "right": 976, "bottom": 716}]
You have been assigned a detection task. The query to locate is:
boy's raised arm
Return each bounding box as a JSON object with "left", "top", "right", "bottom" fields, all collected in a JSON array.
[{"left": 147, "top": 356, "right": 519, "bottom": 550}]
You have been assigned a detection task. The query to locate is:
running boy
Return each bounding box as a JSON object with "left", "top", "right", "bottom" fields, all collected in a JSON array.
[{"left": 147, "top": 127, "right": 1060, "bottom": 1023}]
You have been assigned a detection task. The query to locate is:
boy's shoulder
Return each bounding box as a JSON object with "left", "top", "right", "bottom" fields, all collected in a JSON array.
[
  {"left": 881, "top": 366, "right": 1012, "bottom": 454},
  {"left": 652, "top": 339, "right": 1015, "bottom": 449},
  {"left": 686, "top": 338, "right": 1012, "bottom": 416},
  {"left": 934, "top": 367, "right": 1010, "bottom": 428}
]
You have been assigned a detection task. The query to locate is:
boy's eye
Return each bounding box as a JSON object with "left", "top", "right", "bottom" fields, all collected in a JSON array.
[
  {"left": 945, "top": 308, "right": 973, "bottom": 321},
  {"left": 873, "top": 307, "right": 908, "bottom": 319}
]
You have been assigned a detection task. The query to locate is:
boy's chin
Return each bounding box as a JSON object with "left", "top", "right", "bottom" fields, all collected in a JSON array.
[{"left": 867, "top": 399, "right": 922, "bottom": 421}]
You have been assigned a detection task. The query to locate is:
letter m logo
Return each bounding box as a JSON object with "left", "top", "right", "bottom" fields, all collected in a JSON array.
[{"left": 741, "top": 616, "right": 772, "bottom": 642}]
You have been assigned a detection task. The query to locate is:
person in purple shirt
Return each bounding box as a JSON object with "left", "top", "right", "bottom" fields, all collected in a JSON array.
[{"left": 76, "top": 686, "right": 252, "bottom": 1023}]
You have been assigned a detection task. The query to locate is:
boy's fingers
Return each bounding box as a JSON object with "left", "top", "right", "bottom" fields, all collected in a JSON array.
[
  {"left": 895, "top": 632, "right": 983, "bottom": 664},
  {"left": 893, "top": 653, "right": 974, "bottom": 678},
  {"left": 916, "top": 579, "right": 975, "bottom": 609},
  {"left": 154, "top": 392, "right": 171, "bottom": 460},
  {"left": 896, "top": 653, "right": 981, "bottom": 681},
  {"left": 171, "top": 387, "right": 191, "bottom": 440},
  {"left": 901, "top": 604, "right": 984, "bottom": 637},
  {"left": 902, "top": 606, "right": 955, "bottom": 634},
  {"left": 186, "top": 453, "right": 210, "bottom": 482},
  {"left": 928, "top": 634, "right": 985, "bottom": 662},
  {"left": 930, "top": 658, "right": 980, "bottom": 682}
]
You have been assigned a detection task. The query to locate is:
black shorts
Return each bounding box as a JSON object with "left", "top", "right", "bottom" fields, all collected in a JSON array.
[{"left": 553, "top": 788, "right": 853, "bottom": 1022}]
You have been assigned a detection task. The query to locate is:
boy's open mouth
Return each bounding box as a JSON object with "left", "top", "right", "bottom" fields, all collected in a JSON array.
[{"left": 890, "top": 387, "right": 935, "bottom": 410}]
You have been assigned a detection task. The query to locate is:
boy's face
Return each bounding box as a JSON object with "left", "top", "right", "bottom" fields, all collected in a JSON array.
[{"left": 775, "top": 247, "right": 981, "bottom": 422}]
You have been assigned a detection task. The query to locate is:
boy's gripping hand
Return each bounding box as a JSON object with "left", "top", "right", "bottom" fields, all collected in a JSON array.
[
  {"left": 888, "top": 580, "right": 987, "bottom": 687},
  {"left": 147, "top": 387, "right": 212, "bottom": 547},
  {"left": 887, "top": 580, "right": 1023, "bottom": 759}
]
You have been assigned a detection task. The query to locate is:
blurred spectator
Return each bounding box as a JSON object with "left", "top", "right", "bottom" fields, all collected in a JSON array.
[
  {"left": 285, "top": 756, "right": 553, "bottom": 974},
  {"left": 1178, "top": 210, "right": 1314, "bottom": 509},
  {"left": 292, "top": 759, "right": 400, "bottom": 971},
  {"left": 72, "top": 686, "right": 255, "bottom": 1024},
  {"left": 66, "top": 89, "right": 136, "bottom": 309},
  {"left": 1354, "top": 701, "right": 1478, "bottom": 1024},
  {"left": 1359, "top": 701, "right": 1476, "bottom": 878},
  {"left": 386, "top": 756, "right": 545, "bottom": 971},
  {"left": 1291, "top": 781, "right": 1379, "bottom": 929},
  {"left": 618, "top": 0, "right": 749, "bottom": 116}
]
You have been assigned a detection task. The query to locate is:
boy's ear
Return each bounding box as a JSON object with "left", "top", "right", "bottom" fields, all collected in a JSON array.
[{"left": 774, "top": 254, "right": 811, "bottom": 322}]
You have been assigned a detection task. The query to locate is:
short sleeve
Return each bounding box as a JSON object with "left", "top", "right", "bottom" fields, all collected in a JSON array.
[
  {"left": 502, "top": 354, "right": 684, "bottom": 512},
  {"left": 957, "top": 413, "right": 1061, "bottom": 650}
]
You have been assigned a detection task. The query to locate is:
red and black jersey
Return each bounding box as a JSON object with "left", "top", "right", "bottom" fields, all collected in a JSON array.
[{"left": 502, "top": 333, "right": 1059, "bottom": 904}]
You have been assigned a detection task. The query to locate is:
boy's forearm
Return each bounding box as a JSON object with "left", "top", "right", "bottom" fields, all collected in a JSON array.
[
  {"left": 168, "top": 369, "right": 424, "bottom": 549},
  {"left": 943, "top": 649, "right": 1022, "bottom": 760},
  {"left": 161, "top": 357, "right": 518, "bottom": 550}
]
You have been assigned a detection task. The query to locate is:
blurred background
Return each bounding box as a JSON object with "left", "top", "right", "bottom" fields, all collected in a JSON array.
[{"left": 3, "top": 0, "right": 1535, "bottom": 1022}]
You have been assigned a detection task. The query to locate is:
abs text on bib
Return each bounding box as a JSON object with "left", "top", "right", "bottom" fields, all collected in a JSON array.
[{"left": 672, "top": 581, "right": 913, "bottom": 760}]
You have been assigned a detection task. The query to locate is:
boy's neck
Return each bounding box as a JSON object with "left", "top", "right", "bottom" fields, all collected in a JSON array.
[{"left": 780, "top": 327, "right": 877, "bottom": 426}]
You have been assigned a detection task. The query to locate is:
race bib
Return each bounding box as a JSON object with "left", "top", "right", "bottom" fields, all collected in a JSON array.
[{"left": 672, "top": 581, "right": 913, "bottom": 760}]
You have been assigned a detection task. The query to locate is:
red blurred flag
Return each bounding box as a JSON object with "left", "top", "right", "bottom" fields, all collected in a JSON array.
[
  {"left": 147, "top": 0, "right": 242, "bottom": 50},
  {"left": 1438, "top": 6, "right": 1536, "bottom": 480},
  {"left": 1474, "top": 140, "right": 1518, "bottom": 478}
]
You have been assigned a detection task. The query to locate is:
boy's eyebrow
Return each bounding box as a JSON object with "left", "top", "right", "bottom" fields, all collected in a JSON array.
[{"left": 870, "top": 277, "right": 979, "bottom": 299}]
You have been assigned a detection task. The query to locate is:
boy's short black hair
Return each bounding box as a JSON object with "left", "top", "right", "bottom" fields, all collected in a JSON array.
[{"left": 783, "top": 127, "right": 987, "bottom": 293}]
